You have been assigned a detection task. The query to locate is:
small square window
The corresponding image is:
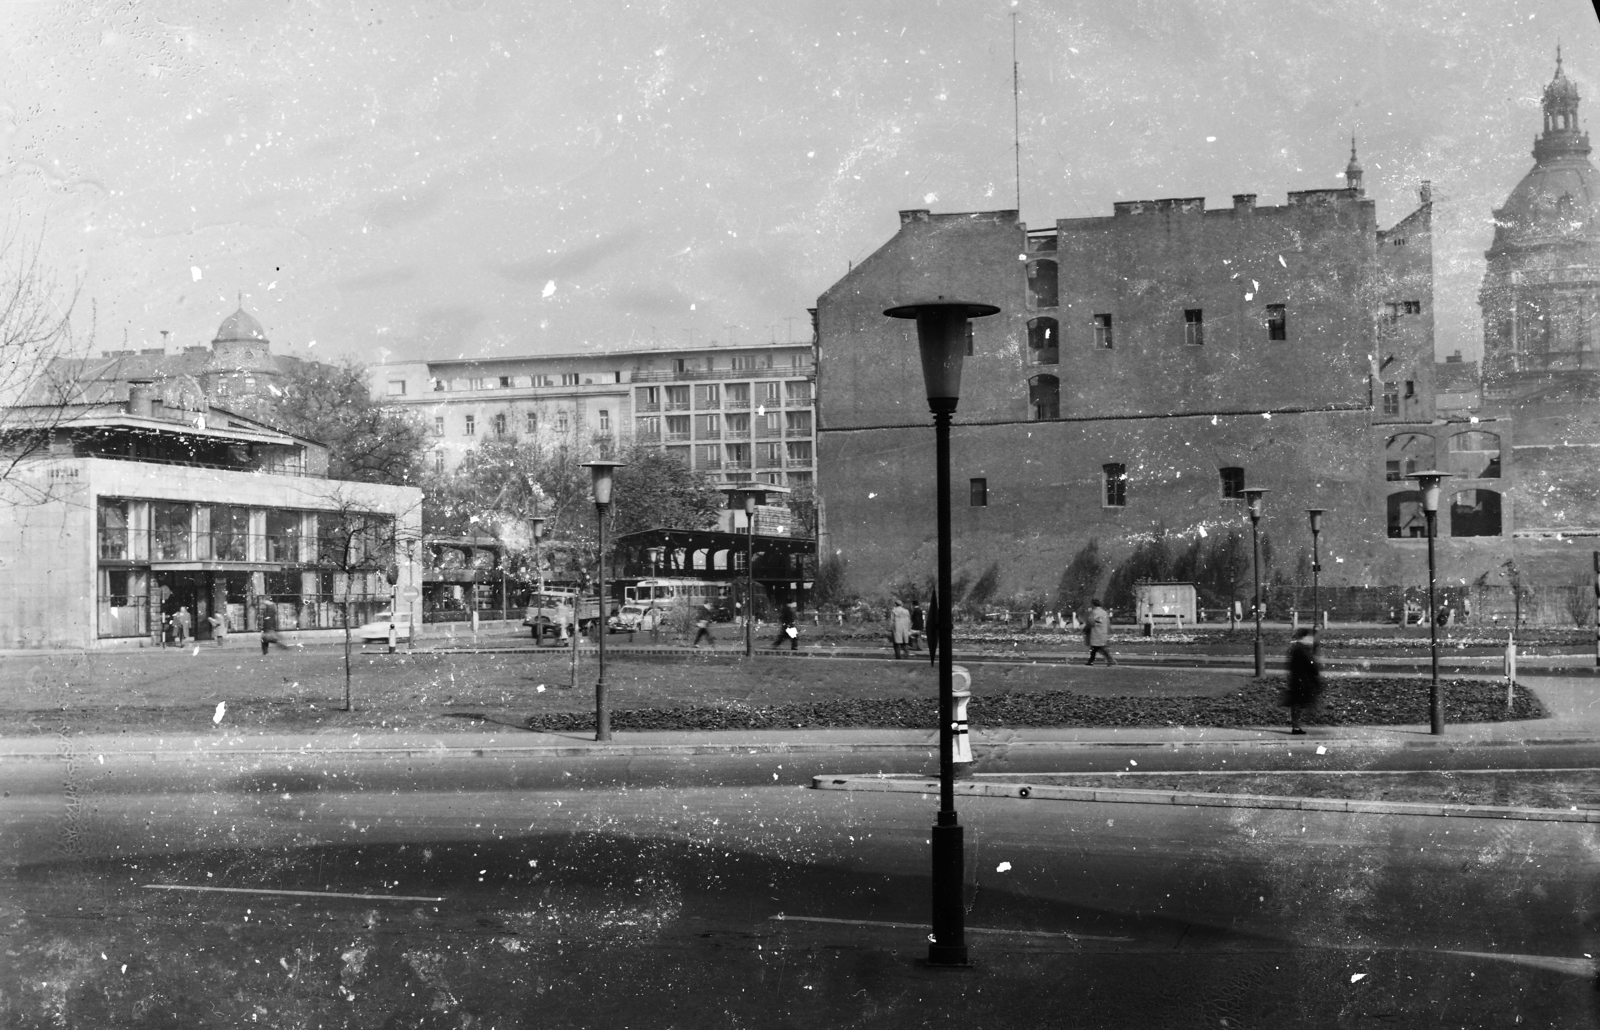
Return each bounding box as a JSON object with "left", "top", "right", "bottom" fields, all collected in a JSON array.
[
  {"left": 1382, "top": 381, "right": 1400, "bottom": 416},
  {"left": 1093, "top": 314, "right": 1113, "bottom": 349},
  {"left": 970, "top": 478, "right": 988, "bottom": 507},
  {"left": 387, "top": 380, "right": 407, "bottom": 396},
  {"left": 1184, "top": 309, "right": 1204, "bottom": 346},
  {"left": 1266, "top": 304, "right": 1287, "bottom": 341},
  {"left": 1220, "top": 466, "right": 1244, "bottom": 500},
  {"left": 1102, "top": 463, "right": 1127, "bottom": 507},
  {"left": 499, "top": 376, "right": 511, "bottom": 388}
]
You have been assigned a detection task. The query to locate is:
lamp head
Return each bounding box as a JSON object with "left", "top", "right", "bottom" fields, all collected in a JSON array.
[
  {"left": 1241, "top": 486, "right": 1269, "bottom": 519},
  {"left": 1306, "top": 508, "right": 1326, "bottom": 534},
  {"left": 743, "top": 493, "right": 757, "bottom": 515},
  {"left": 581, "top": 459, "right": 627, "bottom": 506},
  {"left": 1408, "top": 469, "right": 1452, "bottom": 512},
  {"left": 647, "top": 545, "right": 664, "bottom": 564},
  {"left": 884, "top": 297, "right": 1000, "bottom": 408},
  {"left": 529, "top": 516, "right": 546, "bottom": 542}
]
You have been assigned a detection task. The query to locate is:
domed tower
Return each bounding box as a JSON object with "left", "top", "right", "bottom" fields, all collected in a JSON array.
[
  {"left": 1480, "top": 50, "right": 1600, "bottom": 404},
  {"left": 200, "top": 304, "right": 281, "bottom": 406},
  {"left": 1344, "top": 138, "right": 1365, "bottom": 196}
]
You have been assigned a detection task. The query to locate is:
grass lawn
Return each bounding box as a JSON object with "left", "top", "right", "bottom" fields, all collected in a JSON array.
[{"left": 0, "top": 645, "right": 1545, "bottom": 737}]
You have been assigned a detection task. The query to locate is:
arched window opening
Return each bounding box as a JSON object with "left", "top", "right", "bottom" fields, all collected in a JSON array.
[
  {"left": 1027, "top": 260, "right": 1058, "bottom": 308},
  {"left": 1448, "top": 431, "right": 1501, "bottom": 478},
  {"left": 1450, "top": 489, "right": 1503, "bottom": 537},
  {"left": 1387, "top": 491, "right": 1426, "bottom": 538},
  {"left": 1027, "top": 317, "right": 1059, "bottom": 365},
  {"left": 1384, "top": 432, "right": 1436, "bottom": 481},
  {"left": 1028, "top": 374, "right": 1059, "bottom": 420}
]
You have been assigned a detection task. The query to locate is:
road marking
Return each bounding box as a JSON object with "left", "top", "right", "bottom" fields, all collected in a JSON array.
[
  {"left": 144, "top": 884, "right": 443, "bottom": 902},
  {"left": 769, "top": 913, "right": 1132, "bottom": 942}
]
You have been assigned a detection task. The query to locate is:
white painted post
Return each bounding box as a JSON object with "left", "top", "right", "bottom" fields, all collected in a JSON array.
[
  {"left": 1504, "top": 631, "right": 1517, "bottom": 709},
  {"left": 951, "top": 665, "right": 973, "bottom": 770},
  {"left": 471, "top": 608, "right": 479, "bottom": 645}
]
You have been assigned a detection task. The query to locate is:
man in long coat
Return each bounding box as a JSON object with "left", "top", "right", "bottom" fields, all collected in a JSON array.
[{"left": 1084, "top": 599, "right": 1115, "bottom": 666}]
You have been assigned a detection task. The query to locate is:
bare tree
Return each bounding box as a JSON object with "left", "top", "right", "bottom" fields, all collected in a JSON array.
[
  {"left": 0, "top": 229, "right": 96, "bottom": 503},
  {"left": 314, "top": 497, "right": 413, "bottom": 711}
]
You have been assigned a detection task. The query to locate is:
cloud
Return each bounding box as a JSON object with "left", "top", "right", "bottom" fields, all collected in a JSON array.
[{"left": 495, "top": 231, "right": 640, "bottom": 285}]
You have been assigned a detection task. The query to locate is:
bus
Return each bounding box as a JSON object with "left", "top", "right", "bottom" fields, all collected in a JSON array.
[{"left": 622, "top": 578, "right": 733, "bottom": 623}]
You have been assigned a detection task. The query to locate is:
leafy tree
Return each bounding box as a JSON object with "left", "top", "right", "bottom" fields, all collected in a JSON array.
[
  {"left": 270, "top": 359, "right": 428, "bottom": 486},
  {"left": 811, "top": 552, "right": 849, "bottom": 607},
  {"left": 610, "top": 444, "right": 722, "bottom": 537},
  {"left": 1057, "top": 538, "right": 1107, "bottom": 611}
]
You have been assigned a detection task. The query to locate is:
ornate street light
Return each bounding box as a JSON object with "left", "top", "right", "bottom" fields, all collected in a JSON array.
[
  {"left": 646, "top": 545, "right": 664, "bottom": 642},
  {"left": 1409, "top": 469, "right": 1453, "bottom": 735},
  {"left": 885, "top": 295, "right": 1000, "bottom": 968},
  {"left": 1242, "top": 487, "right": 1270, "bottom": 678},
  {"left": 582, "top": 459, "right": 627, "bottom": 741},
  {"left": 528, "top": 516, "right": 546, "bottom": 645},
  {"left": 1306, "top": 509, "right": 1326, "bottom": 631}
]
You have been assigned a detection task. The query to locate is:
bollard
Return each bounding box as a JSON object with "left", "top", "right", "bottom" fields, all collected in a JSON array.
[
  {"left": 471, "top": 608, "right": 479, "bottom": 645},
  {"left": 387, "top": 621, "right": 397, "bottom": 655},
  {"left": 952, "top": 664, "right": 973, "bottom": 775}
]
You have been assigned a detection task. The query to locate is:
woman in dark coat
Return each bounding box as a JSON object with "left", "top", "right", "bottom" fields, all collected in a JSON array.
[{"left": 1284, "top": 627, "right": 1323, "bottom": 734}]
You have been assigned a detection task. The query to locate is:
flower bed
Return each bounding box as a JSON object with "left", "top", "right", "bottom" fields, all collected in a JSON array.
[{"left": 524, "top": 677, "right": 1546, "bottom": 733}]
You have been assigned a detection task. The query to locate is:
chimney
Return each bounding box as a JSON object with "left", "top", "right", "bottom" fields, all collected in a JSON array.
[
  {"left": 1419, "top": 181, "right": 1433, "bottom": 205},
  {"left": 127, "top": 379, "right": 155, "bottom": 417}
]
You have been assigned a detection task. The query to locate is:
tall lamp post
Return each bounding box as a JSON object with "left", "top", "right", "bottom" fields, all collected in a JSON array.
[
  {"left": 582, "top": 459, "right": 627, "bottom": 741},
  {"left": 885, "top": 295, "right": 1000, "bottom": 968},
  {"left": 646, "top": 545, "right": 664, "bottom": 642},
  {"left": 1409, "top": 470, "right": 1452, "bottom": 735},
  {"left": 1306, "top": 509, "right": 1325, "bottom": 631},
  {"left": 744, "top": 493, "right": 758, "bottom": 658},
  {"left": 529, "top": 516, "right": 546, "bottom": 644},
  {"left": 1242, "top": 487, "right": 1270, "bottom": 678}
]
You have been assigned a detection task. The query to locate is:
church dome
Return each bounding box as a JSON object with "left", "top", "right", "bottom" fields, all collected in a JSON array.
[
  {"left": 1488, "top": 54, "right": 1600, "bottom": 256},
  {"left": 212, "top": 306, "right": 269, "bottom": 346}
]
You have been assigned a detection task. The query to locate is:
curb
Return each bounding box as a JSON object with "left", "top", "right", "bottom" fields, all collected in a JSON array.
[
  {"left": 811, "top": 774, "right": 1600, "bottom": 824},
  {"left": 3, "top": 732, "right": 1598, "bottom": 764}
]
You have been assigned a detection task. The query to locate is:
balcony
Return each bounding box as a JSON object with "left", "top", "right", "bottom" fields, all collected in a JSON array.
[
  {"left": 696, "top": 429, "right": 722, "bottom": 441},
  {"left": 635, "top": 431, "right": 661, "bottom": 443},
  {"left": 635, "top": 401, "right": 661, "bottom": 413},
  {"left": 664, "top": 400, "right": 692, "bottom": 412},
  {"left": 725, "top": 398, "right": 751, "bottom": 409},
  {"left": 631, "top": 365, "right": 816, "bottom": 384},
  {"left": 665, "top": 431, "right": 691, "bottom": 443},
  {"left": 783, "top": 392, "right": 813, "bottom": 407},
  {"left": 723, "top": 459, "right": 751, "bottom": 470},
  {"left": 699, "top": 457, "right": 722, "bottom": 470}
]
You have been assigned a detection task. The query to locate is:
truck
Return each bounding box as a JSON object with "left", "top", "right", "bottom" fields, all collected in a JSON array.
[{"left": 522, "top": 590, "right": 605, "bottom": 642}]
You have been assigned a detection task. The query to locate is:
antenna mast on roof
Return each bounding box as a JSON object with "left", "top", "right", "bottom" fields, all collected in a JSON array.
[{"left": 1012, "top": 11, "right": 1022, "bottom": 217}]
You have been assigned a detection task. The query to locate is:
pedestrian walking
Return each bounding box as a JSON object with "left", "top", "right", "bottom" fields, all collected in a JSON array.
[
  {"left": 772, "top": 601, "right": 799, "bottom": 650},
  {"left": 692, "top": 601, "right": 716, "bottom": 648},
  {"left": 1084, "top": 598, "right": 1116, "bottom": 666},
  {"left": 207, "top": 610, "right": 227, "bottom": 646},
  {"left": 172, "top": 606, "right": 192, "bottom": 646},
  {"left": 888, "top": 599, "right": 911, "bottom": 658},
  {"left": 1283, "top": 627, "right": 1324, "bottom": 735},
  {"left": 259, "top": 603, "right": 278, "bottom": 655},
  {"left": 909, "top": 601, "right": 925, "bottom": 650}
]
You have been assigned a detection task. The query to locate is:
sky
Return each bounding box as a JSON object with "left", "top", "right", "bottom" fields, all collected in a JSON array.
[{"left": 1, "top": 0, "right": 1596, "bottom": 368}]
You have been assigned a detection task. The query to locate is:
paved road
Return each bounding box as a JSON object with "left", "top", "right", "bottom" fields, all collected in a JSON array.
[{"left": 3, "top": 777, "right": 1596, "bottom": 1027}]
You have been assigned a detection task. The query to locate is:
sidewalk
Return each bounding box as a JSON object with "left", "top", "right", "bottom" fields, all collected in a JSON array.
[{"left": 2, "top": 675, "right": 1593, "bottom": 763}]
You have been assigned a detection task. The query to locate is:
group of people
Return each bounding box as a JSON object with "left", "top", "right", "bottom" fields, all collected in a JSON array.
[
  {"left": 691, "top": 601, "right": 801, "bottom": 650},
  {"left": 159, "top": 606, "right": 231, "bottom": 647},
  {"left": 887, "top": 598, "right": 939, "bottom": 662}
]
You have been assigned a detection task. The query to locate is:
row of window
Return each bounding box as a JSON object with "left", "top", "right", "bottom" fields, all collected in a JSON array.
[
  {"left": 440, "top": 409, "right": 607, "bottom": 438},
  {"left": 676, "top": 441, "right": 814, "bottom": 469},
  {"left": 1385, "top": 430, "right": 1500, "bottom": 481},
  {"left": 96, "top": 499, "right": 394, "bottom": 565},
  {"left": 968, "top": 466, "right": 1249, "bottom": 509},
  {"left": 636, "top": 411, "right": 812, "bottom": 438},
  {"left": 635, "top": 381, "right": 812, "bottom": 410}
]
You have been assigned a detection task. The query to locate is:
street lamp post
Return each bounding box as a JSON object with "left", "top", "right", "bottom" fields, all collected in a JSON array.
[
  {"left": 1410, "top": 470, "right": 1452, "bottom": 735},
  {"left": 529, "top": 516, "right": 546, "bottom": 645},
  {"left": 582, "top": 459, "right": 627, "bottom": 741},
  {"left": 646, "top": 545, "right": 664, "bottom": 643},
  {"left": 1242, "top": 487, "right": 1270, "bottom": 678},
  {"left": 1306, "top": 509, "right": 1325, "bottom": 631},
  {"left": 886, "top": 295, "right": 1000, "bottom": 968},
  {"left": 744, "top": 493, "right": 757, "bottom": 658}
]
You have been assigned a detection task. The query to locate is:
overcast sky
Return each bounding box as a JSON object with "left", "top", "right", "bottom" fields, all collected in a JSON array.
[{"left": 2, "top": 0, "right": 1596, "bottom": 367}]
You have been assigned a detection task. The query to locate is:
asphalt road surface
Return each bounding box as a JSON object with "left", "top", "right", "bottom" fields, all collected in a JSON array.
[{"left": 3, "top": 755, "right": 1597, "bottom": 1028}]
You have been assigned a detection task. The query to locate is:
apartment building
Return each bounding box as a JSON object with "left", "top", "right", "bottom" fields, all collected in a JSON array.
[{"left": 372, "top": 342, "right": 817, "bottom": 489}]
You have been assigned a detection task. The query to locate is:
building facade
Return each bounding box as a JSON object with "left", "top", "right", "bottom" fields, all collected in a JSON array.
[
  {"left": 371, "top": 342, "right": 818, "bottom": 490},
  {"left": 816, "top": 148, "right": 1451, "bottom": 601},
  {"left": 0, "top": 390, "right": 421, "bottom": 649}
]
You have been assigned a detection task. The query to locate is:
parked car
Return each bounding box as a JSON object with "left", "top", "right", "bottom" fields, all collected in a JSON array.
[
  {"left": 355, "top": 611, "right": 413, "bottom": 643},
  {"left": 608, "top": 603, "right": 661, "bottom": 633}
]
